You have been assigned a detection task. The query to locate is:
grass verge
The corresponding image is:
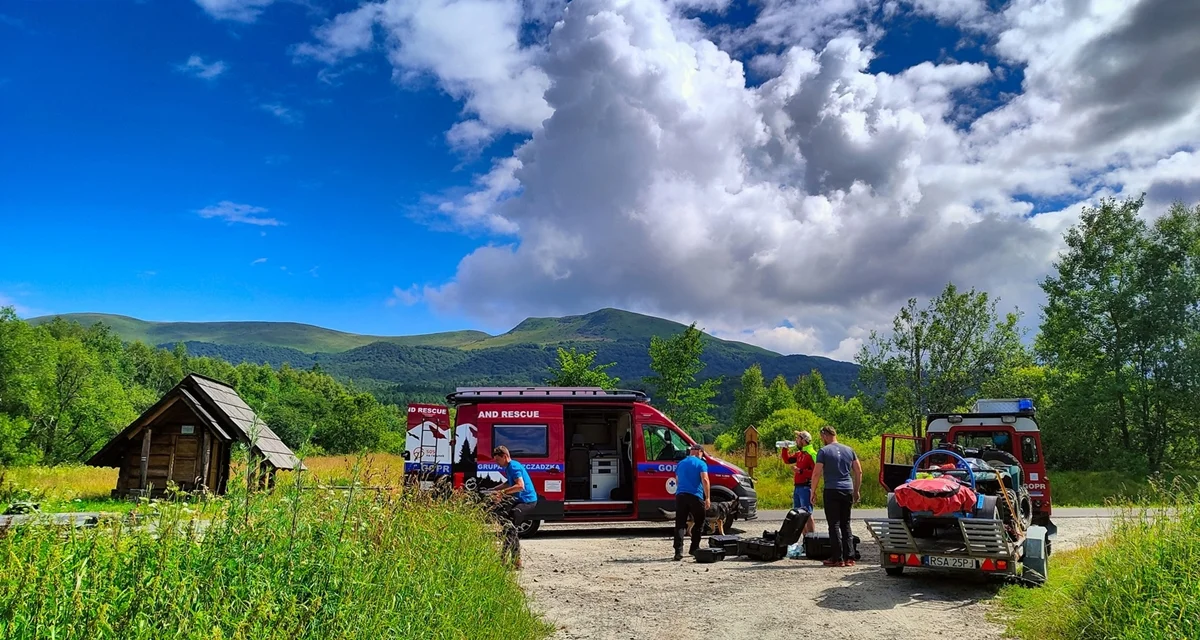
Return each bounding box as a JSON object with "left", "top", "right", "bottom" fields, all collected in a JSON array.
[
  {"left": 0, "top": 454, "right": 551, "bottom": 640},
  {"left": 998, "top": 481, "right": 1200, "bottom": 640}
]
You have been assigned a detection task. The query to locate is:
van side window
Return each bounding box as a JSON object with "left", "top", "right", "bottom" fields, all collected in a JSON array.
[
  {"left": 1021, "top": 436, "right": 1039, "bottom": 464},
  {"left": 493, "top": 424, "right": 549, "bottom": 457},
  {"left": 643, "top": 425, "right": 688, "bottom": 461}
]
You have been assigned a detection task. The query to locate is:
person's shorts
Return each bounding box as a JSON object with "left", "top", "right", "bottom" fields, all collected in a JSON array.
[{"left": 792, "top": 485, "right": 813, "bottom": 512}]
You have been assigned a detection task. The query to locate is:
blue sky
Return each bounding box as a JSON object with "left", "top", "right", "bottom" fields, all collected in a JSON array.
[
  {"left": 1, "top": 0, "right": 1196, "bottom": 356},
  {"left": 1, "top": 0, "right": 492, "bottom": 335}
]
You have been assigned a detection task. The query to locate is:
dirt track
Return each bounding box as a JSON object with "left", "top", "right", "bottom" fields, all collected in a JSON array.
[{"left": 519, "top": 510, "right": 1111, "bottom": 640}]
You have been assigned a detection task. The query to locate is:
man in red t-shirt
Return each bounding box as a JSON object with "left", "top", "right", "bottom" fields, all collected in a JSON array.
[{"left": 780, "top": 430, "right": 818, "bottom": 535}]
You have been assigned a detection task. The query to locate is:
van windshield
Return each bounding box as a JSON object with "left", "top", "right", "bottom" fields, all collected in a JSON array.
[{"left": 643, "top": 425, "right": 688, "bottom": 461}]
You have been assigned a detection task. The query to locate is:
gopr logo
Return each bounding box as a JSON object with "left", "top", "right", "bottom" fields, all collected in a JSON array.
[{"left": 666, "top": 477, "right": 677, "bottom": 495}]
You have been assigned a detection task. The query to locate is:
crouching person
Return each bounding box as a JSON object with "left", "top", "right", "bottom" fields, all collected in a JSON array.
[{"left": 490, "top": 445, "right": 539, "bottom": 570}]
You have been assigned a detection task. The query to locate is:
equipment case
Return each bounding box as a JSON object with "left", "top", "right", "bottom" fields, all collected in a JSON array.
[
  {"left": 803, "top": 532, "right": 862, "bottom": 560},
  {"left": 739, "top": 537, "right": 786, "bottom": 562},
  {"left": 708, "top": 535, "right": 740, "bottom": 554}
]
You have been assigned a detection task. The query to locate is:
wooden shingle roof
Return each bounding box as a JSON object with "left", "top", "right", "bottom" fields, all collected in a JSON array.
[
  {"left": 187, "top": 374, "right": 303, "bottom": 470},
  {"left": 86, "top": 373, "right": 303, "bottom": 471}
]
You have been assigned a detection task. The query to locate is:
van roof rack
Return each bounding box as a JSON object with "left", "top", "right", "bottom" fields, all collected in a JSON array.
[{"left": 446, "top": 387, "right": 649, "bottom": 405}]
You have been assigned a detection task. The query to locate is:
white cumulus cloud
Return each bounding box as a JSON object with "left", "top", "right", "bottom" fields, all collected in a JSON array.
[
  {"left": 198, "top": 201, "right": 282, "bottom": 226},
  {"left": 177, "top": 55, "right": 227, "bottom": 80},
  {"left": 194, "top": 0, "right": 276, "bottom": 22},
  {"left": 294, "top": 0, "right": 552, "bottom": 147},
  {"left": 301, "top": 0, "right": 1200, "bottom": 356}
]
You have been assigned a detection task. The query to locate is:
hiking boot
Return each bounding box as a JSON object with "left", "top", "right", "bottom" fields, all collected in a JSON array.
[{"left": 673, "top": 550, "right": 684, "bottom": 561}]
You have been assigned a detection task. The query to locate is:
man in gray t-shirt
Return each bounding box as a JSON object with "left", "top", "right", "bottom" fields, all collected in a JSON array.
[{"left": 811, "top": 425, "right": 862, "bottom": 566}]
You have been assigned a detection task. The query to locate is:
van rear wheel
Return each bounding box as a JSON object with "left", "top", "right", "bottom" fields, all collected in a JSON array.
[{"left": 517, "top": 519, "right": 541, "bottom": 538}]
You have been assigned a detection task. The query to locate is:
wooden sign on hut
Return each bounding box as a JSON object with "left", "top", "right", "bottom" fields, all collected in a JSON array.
[{"left": 87, "top": 374, "right": 302, "bottom": 497}]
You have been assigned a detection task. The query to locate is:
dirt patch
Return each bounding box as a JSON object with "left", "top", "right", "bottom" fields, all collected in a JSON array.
[{"left": 520, "top": 516, "right": 1111, "bottom": 640}]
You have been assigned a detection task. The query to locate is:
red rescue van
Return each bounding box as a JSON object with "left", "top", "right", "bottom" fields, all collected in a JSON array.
[{"left": 442, "top": 387, "right": 758, "bottom": 536}]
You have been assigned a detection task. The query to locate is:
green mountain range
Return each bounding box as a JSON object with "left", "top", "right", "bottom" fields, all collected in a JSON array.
[{"left": 29, "top": 309, "right": 860, "bottom": 413}]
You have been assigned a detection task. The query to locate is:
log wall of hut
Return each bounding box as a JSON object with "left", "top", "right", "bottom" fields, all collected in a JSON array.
[{"left": 112, "top": 402, "right": 224, "bottom": 497}]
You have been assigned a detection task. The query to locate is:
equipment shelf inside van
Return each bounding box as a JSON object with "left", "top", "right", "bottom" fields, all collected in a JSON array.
[{"left": 415, "top": 387, "right": 758, "bottom": 536}]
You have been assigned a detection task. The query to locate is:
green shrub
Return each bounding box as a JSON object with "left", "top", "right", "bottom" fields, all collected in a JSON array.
[
  {"left": 713, "top": 432, "right": 737, "bottom": 453},
  {"left": 750, "top": 436, "right": 886, "bottom": 509},
  {"left": 1000, "top": 480, "right": 1200, "bottom": 640},
  {"left": 757, "top": 407, "right": 825, "bottom": 446},
  {"left": 0, "top": 457, "right": 551, "bottom": 640}
]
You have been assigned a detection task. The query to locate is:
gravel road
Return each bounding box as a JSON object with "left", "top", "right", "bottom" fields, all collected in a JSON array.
[{"left": 519, "top": 509, "right": 1114, "bottom": 640}]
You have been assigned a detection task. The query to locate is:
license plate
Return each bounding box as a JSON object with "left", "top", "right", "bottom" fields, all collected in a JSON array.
[{"left": 923, "top": 556, "right": 980, "bottom": 569}]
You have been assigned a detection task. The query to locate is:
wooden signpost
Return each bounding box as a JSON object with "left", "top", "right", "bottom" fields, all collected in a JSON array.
[{"left": 744, "top": 425, "right": 759, "bottom": 477}]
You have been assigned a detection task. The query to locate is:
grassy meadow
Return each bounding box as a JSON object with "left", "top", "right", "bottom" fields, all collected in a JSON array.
[
  {"left": 0, "top": 455, "right": 551, "bottom": 640},
  {"left": 723, "top": 437, "right": 1192, "bottom": 511},
  {"left": 998, "top": 480, "right": 1200, "bottom": 640},
  {"left": 5, "top": 443, "right": 1186, "bottom": 515}
]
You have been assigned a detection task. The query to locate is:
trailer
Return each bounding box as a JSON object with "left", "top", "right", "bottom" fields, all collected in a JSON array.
[{"left": 863, "top": 449, "right": 1051, "bottom": 585}]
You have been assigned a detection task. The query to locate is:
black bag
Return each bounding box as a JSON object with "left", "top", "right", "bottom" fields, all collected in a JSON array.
[
  {"left": 693, "top": 547, "right": 726, "bottom": 563},
  {"left": 708, "top": 535, "right": 740, "bottom": 554},
  {"left": 777, "top": 509, "right": 810, "bottom": 548},
  {"left": 739, "top": 537, "right": 786, "bottom": 562},
  {"left": 803, "top": 532, "right": 862, "bottom": 560}
]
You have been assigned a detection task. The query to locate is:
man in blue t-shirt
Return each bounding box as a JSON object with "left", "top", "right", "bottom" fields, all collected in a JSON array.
[
  {"left": 672, "top": 443, "right": 710, "bottom": 561},
  {"left": 491, "top": 445, "right": 539, "bottom": 569}
]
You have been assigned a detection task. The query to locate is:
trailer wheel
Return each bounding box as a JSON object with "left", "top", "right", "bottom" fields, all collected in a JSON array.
[
  {"left": 885, "top": 566, "right": 904, "bottom": 577},
  {"left": 517, "top": 519, "right": 541, "bottom": 538}
]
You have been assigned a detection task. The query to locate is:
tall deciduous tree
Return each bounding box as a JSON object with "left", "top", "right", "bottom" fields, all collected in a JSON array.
[
  {"left": 646, "top": 323, "right": 719, "bottom": 434},
  {"left": 1038, "top": 196, "right": 1200, "bottom": 472},
  {"left": 857, "top": 282, "right": 1027, "bottom": 437},
  {"left": 793, "top": 369, "right": 830, "bottom": 414},
  {"left": 731, "top": 363, "right": 768, "bottom": 433},
  {"left": 765, "top": 374, "right": 796, "bottom": 414},
  {"left": 545, "top": 347, "right": 620, "bottom": 389}
]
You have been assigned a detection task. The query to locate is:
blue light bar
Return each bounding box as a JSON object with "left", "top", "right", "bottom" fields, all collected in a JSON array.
[{"left": 1018, "top": 398, "right": 1034, "bottom": 411}]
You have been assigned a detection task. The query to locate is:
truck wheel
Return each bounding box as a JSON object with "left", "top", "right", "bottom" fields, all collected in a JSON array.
[
  {"left": 517, "top": 519, "right": 541, "bottom": 538},
  {"left": 885, "top": 566, "right": 904, "bottom": 577},
  {"left": 1017, "top": 488, "right": 1034, "bottom": 529}
]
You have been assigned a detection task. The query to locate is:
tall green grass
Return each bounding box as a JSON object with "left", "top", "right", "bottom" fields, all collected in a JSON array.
[
  {"left": 999, "top": 479, "right": 1200, "bottom": 640},
  {"left": 749, "top": 437, "right": 887, "bottom": 509},
  {"left": 0, "top": 455, "right": 551, "bottom": 640},
  {"left": 743, "top": 438, "right": 1195, "bottom": 510}
]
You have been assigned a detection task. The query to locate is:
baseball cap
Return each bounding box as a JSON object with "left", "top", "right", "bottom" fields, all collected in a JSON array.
[{"left": 688, "top": 443, "right": 704, "bottom": 451}]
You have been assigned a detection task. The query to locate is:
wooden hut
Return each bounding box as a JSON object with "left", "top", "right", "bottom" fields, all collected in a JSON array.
[{"left": 87, "top": 373, "right": 302, "bottom": 497}]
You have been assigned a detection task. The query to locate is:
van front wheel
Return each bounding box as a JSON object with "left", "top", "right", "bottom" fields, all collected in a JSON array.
[{"left": 517, "top": 519, "right": 541, "bottom": 538}]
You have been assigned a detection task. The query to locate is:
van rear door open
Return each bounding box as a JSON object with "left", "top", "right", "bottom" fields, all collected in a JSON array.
[{"left": 472, "top": 403, "right": 566, "bottom": 507}]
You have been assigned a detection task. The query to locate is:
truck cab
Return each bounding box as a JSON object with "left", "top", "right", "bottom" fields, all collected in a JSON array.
[
  {"left": 878, "top": 398, "right": 1054, "bottom": 528},
  {"left": 441, "top": 387, "right": 758, "bottom": 536}
]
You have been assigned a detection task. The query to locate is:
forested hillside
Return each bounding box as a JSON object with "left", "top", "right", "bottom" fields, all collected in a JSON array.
[
  {"left": 0, "top": 310, "right": 408, "bottom": 465},
  {"left": 32, "top": 309, "right": 861, "bottom": 404}
]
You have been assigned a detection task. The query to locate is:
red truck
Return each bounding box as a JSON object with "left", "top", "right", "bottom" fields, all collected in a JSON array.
[
  {"left": 407, "top": 387, "right": 758, "bottom": 536},
  {"left": 865, "top": 398, "right": 1056, "bottom": 583}
]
